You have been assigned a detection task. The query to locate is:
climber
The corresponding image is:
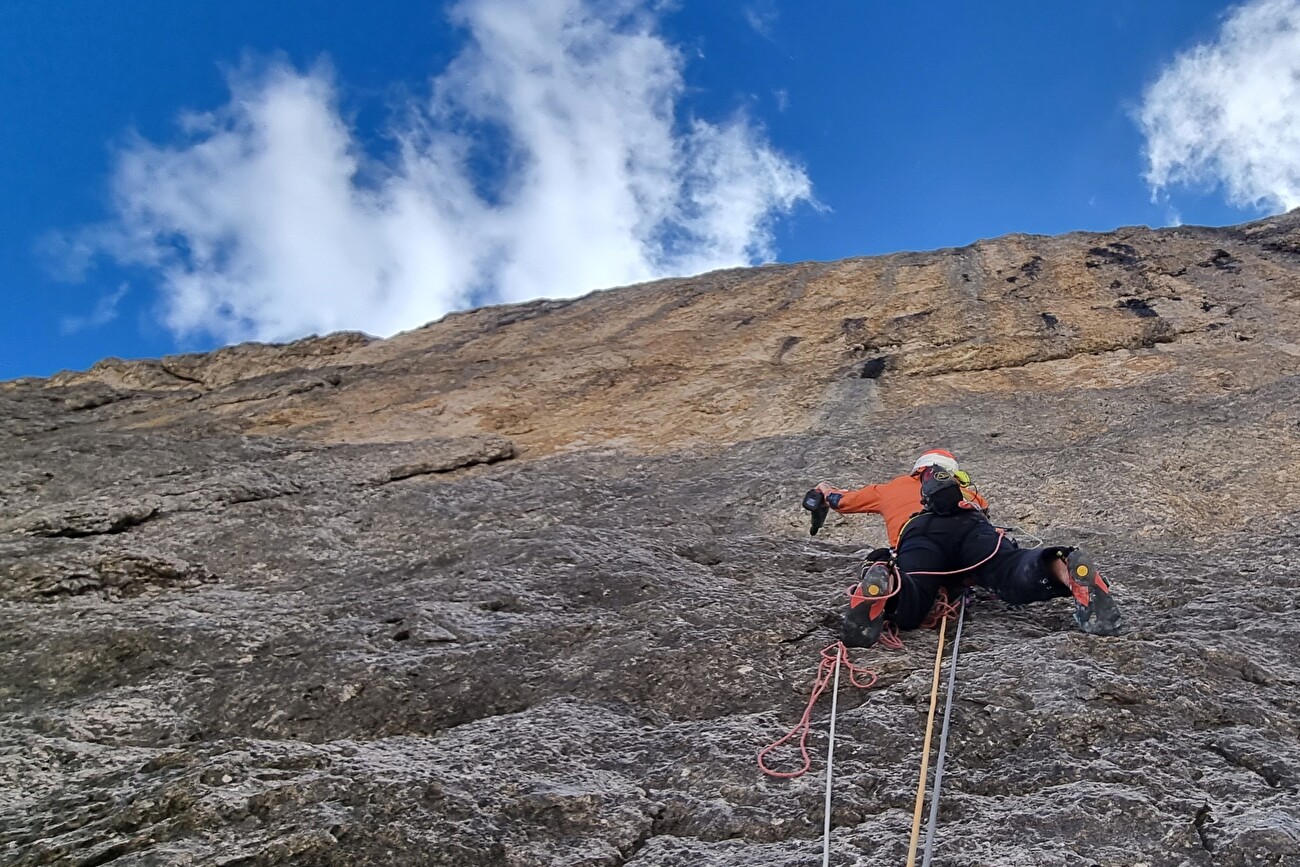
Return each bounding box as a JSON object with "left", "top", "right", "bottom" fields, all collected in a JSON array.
[{"left": 812, "top": 448, "right": 1121, "bottom": 647}]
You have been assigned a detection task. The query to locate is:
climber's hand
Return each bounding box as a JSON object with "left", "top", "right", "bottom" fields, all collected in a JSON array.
[{"left": 814, "top": 482, "right": 846, "bottom": 509}]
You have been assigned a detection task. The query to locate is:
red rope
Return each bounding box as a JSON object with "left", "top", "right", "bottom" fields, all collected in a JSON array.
[
  {"left": 758, "top": 642, "right": 879, "bottom": 778},
  {"left": 887, "top": 530, "right": 1004, "bottom": 638},
  {"left": 920, "top": 587, "right": 962, "bottom": 629},
  {"left": 758, "top": 534, "right": 1006, "bottom": 777},
  {"left": 906, "top": 529, "right": 1006, "bottom": 578}
]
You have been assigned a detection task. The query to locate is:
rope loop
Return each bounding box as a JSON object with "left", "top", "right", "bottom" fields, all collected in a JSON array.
[{"left": 757, "top": 642, "right": 878, "bottom": 779}]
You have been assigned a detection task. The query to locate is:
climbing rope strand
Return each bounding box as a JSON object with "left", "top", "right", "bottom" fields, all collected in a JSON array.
[
  {"left": 757, "top": 642, "right": 878, "bottom": 778},
  {"left": 766, "top": 531, "right": 982, "bottom": 859},
  {"left": 921, "top": 594, "right": 967, "bottom": 867},
  {"left": 998, "top": 524, "right": 1043, "bottom": 549},
  {"left": 878, "top": 621, "right": 904, "bottom": 650},
  {"left": 906, "top": 529, "right": 1006, "bottom": 578},
  {"left": 821, "top": 643, "right": 843, "bottom": 867},
  {"left": 918, "top": 587, "right": 962, "bottom": 630},
  {"left": 905, "top": 611, "right": 950, "bottom": 867},
  {"left": 845, "top": 559, "right": 906, "bottom": 645},
  {"left": 855, "top": 560, "right": 903, "bottom": 601}
]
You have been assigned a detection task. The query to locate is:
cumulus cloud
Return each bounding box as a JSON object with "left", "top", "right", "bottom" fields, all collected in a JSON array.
[
  {"left": 1139, "top": 0, "right": 1300, "bottom": 212},
  {"left": 77, "top": 0, "right": 813, "bottom": 344}
]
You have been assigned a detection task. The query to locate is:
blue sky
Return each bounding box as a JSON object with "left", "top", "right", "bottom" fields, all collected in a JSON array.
[{"left": 2, "top": 0, "right": 1293, "bottom": 380}]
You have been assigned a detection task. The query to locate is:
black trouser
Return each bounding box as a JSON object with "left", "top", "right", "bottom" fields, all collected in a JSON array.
[{"left": 886, "top": 512, "right": 1070, "bottom": 630}]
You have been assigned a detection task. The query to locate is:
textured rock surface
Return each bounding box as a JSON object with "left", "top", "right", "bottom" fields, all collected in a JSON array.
[{"left": 3, "top": 214, "right": 1300, "bottom": 866}]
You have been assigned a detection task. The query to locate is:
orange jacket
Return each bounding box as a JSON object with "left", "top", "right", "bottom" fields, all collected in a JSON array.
[{"left": 825, "top": 474, "right": 989, "bottom": 548}]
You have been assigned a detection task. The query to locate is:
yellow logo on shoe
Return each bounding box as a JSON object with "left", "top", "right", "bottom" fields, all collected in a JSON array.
[
  {"left": 867, "top": 583, "right": 882, "bottom": 596},
  {"left": 1076, "top": 565, "right": 1089, "bottom": 577}
]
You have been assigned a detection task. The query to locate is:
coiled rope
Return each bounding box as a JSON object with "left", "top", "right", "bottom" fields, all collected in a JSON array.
[
  {"left": 761, "top": 532, "right": 993, "bottom": 863},
  {"left": 757, "top": 642, "right": 878, "bottom": 779},
  {"left": 757, "top": 642, "right": 879, "bottom": 866}
]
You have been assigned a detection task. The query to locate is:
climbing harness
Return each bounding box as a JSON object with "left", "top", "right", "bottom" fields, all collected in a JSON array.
[{"left": 908, "top": 528, "right": 1008, "bottom": 580}]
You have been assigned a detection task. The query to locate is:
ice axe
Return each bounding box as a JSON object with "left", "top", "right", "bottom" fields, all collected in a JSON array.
[{"left": 802, "top": 488, "right": 829, "bottom": 536}]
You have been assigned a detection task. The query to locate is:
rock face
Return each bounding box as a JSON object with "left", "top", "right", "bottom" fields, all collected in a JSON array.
[{"left": 3, "top": 214, "right": 1300, "bottom": 866}]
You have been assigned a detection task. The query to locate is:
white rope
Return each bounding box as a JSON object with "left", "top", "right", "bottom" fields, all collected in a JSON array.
[
  {"left": 822, "top": 643, "right": 844, "bottom": 867},
  {"left": 921, "top": 594, "right": 967, "bottom": 866},
  {"left": 1000, "top": 524, "right": 1043, "bottom": 549}
]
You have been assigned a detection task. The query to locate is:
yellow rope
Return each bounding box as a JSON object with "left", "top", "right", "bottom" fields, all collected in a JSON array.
[{"left": 905, "top": 613, "right": 949, "bottom": 867}]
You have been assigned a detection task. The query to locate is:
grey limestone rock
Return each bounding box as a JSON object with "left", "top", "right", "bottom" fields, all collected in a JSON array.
[{"left": 4, "top": 215, "right": 1300, "bottom": 865}]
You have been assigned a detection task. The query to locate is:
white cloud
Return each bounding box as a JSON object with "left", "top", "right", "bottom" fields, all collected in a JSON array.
[
  {"left": 60, "top": 283, "right": 129, "bottom": 335},
  {"left": 744, "top": 2, "right": 779, "bottom": 39},
  {"left": 1139, "top": 0, "right": 1300, "bottom": 212},
  {"left": 78, "top": 0, "right": 813, "bottom": 344}
]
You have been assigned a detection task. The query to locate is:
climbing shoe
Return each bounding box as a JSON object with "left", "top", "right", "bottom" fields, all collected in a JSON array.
[
  {"left": 840, "top": 561, "right": 895, "bottom": 647},
  {"left": 1061, "top": 548, "right": 1121, "bottom": 636}
]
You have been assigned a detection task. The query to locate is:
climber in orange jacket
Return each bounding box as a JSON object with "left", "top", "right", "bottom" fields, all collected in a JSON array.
[
  {"left": 817, "top": 450, "right": 990, "bottom": 549},
  {"left": 814, "top": 449, "right": 1120, "bottom": 647}
]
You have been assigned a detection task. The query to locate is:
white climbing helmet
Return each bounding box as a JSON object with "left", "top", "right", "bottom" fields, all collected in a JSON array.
[{"left": 912, "top": 449, "right": 959, "bottom": 474}]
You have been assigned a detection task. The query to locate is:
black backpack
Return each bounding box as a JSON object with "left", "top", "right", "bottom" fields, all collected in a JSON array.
[{"left": 919, "top": 466, "right": 965, "bottom": 516}]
